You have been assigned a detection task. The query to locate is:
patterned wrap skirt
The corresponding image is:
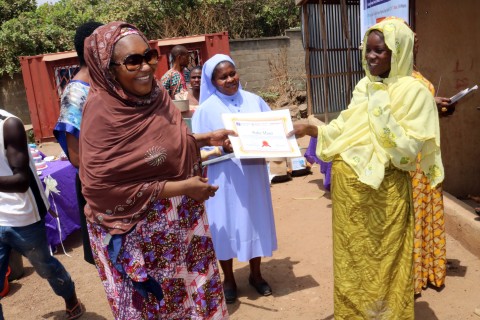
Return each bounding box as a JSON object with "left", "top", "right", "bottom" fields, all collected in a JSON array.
[
  {"left": 411, "top": 154, "right": 446, "bottom": 294},
  {"left": 331, "top": 158, "right": 414, "bottom": 319},
  {"left": 88, "top": 195, "right": 229, "bottom": 319}
]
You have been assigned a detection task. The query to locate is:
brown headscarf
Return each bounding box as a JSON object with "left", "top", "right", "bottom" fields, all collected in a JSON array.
[{"left": 80, "top": 21, "right": 199, "bottom": 235}]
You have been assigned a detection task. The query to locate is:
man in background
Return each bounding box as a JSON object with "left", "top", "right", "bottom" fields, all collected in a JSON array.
[
  {"left": 160, "top": 45, "right": 189, "bottom": 98},
  {"left": 0, "top": 109, "right": 83, "bottom": 320}
]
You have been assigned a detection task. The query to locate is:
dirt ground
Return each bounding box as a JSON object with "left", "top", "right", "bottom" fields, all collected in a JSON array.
[{"left": 2, "top": 137, "right": 480, "bottom": 319}]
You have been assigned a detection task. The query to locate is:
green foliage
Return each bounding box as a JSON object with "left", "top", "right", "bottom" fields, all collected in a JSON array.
[
  {"left": 26, "top": 128, "right": 35, "bottom": 144},
  {"left": 259, "top": 0, "right": 300, "bottom": 37},
  {"left": 257, "top": 91, "right": 280, "bottom": 104},
  {"left": 0, "top": 0, "right": 300, "bottom": 76},
  {"left": 0, "top": 0, "right": 99, "bottom": 76},
  {"left": 94, "top": 0, "right": 161, "bottom": 38},
  {"left": 202, "top": 0, "right": 233, "bottom": 4},
  {"left": 0, "top": 0, "right": 35, "bottom": 23}
]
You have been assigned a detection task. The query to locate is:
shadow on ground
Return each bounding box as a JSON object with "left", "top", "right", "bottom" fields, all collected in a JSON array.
[
  {"left": 415, "top": 301, "right": 440, "bottom": 320},
  {"left": 42, "top": 309, "right": 108, "bottom": 320},
  {"left": 227, "top": 257, "right": 319, "bottom": 315},
  {"left": 54, "top": 229, "right": 84, "bottom": 252},
  {"left": 316, "top": 301, "right": 440, "bottom": 320},
  {"left": 446, "top": 258, "right": 468, "bottom": 277}
]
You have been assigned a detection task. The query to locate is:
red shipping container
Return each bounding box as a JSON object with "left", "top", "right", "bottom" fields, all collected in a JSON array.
[{"left": 20, "top": 32, "right": 230, "bottom": 143}]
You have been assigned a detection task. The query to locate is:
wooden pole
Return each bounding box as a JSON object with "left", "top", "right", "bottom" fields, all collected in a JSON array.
[
  {"left": 340, "top": 0, "right": 353, "bottom": 102},
  {"left": 319, "top": 0, "right": 330, "bottom": 124},
  {"left": 302, "top": 5, "right": 313, "bottom": 116}
]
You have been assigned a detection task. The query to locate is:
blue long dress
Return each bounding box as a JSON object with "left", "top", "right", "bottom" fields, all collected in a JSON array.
[{"left": 192, "top": 90, "right": 277, "bottom": 261}]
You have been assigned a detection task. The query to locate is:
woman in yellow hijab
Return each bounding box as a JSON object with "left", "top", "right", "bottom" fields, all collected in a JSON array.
[{"left": 291, "top": 19, "right": 443, "bottom": 319}]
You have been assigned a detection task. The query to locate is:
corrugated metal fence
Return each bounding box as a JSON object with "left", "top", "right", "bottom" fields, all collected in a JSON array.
[{"left": 302, "top": 0, "right": 364, "bottom": 119}]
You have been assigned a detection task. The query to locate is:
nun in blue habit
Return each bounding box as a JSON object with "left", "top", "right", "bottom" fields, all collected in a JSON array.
[{"left": 192, "top": 54, "right": 278, "bottom": 304}]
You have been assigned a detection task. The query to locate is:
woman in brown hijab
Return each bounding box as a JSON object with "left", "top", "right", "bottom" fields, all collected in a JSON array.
[{"left": 80, "top": 22, "right": 231, "bottom": 319}]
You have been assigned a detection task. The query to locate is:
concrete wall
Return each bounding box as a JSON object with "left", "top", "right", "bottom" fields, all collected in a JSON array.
[
  {"left": 416, "top": 0, "right": 480, "bottom": 197},
  {"left": 229, "top": 29, "right": 306, "bottom": 93},
  {"left": 0, "top": 73, "right": 30, "bottom": 124}
]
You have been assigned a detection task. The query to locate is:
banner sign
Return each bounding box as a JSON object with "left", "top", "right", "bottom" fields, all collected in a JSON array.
[{"left": 360, "top": 0, "right": 409, "bottom": 39}]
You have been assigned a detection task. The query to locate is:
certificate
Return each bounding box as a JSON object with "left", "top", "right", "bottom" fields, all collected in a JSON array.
[{"left": 222, "top": 109, "right": 301, "bottom": 158}]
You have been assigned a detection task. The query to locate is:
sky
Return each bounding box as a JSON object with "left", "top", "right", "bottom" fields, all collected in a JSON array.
[{"left": 36, "top": 0, "right": 61, "bottom": 5}]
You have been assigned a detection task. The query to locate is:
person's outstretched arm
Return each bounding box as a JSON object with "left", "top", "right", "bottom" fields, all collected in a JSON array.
[
  {"left": 193, "top": 129, "right": 236, "bottom": 152},
  {"left": 288, "top": 123, "right": 319, "bottom": 139}
]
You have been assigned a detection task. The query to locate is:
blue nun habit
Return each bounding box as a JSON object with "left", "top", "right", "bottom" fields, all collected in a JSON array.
[{"left": 192, "top": 54, "right": 277, "bottom": 261}]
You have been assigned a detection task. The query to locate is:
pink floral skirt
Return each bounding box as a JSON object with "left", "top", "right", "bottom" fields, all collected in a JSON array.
[{"left": 88, "top": 196, "right": 229, "bottom": 319}]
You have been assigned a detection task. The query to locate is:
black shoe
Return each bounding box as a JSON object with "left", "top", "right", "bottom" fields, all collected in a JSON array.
[
  {"left": 248, "top": 276, "right": 272, "bottom": 296},
  {"left": 223, "top": 288, "right": 237, "bottom": 304}
]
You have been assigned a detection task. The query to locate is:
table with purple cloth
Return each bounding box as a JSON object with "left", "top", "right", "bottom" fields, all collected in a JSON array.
[{"left": 39, "top": 160, "right": 80, "bottom": 248}]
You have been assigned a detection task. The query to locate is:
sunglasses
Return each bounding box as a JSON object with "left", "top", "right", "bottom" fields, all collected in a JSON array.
[{"left": 111, "top": 49, "right": 159, "bottom": 72}]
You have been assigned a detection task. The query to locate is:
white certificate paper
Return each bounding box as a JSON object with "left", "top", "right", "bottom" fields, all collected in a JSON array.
[{"left": 222, "top": 109, "right": 301, "bottom": 158}]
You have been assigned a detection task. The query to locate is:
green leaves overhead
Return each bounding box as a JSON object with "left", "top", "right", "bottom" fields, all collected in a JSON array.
[
  {"left": 0, "top": 0, "right": 36, "bottom": 23},
  {"left": 0, "top": 0, "right": 96, "bottom": 76},
  {"left": 0, "top": 0, "right": 299, "bottom": 76}
]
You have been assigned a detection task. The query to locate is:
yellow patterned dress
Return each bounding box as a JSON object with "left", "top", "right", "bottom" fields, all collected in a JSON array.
[
  {"left": 315, "top": 19, "right": 444, "bottom": 319},
  {"left": 411, "top": 70, "right": 447, "bottom": 294},
  {"left": 331, "top": 158, "right": 414, "bottom": 319}
]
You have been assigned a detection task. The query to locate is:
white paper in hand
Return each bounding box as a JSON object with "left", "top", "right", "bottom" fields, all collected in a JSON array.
[
  {"left": 222, "top": 109, "right": 301, "bottom": 159},
  {"left": 449, "top": 85, "right": 478, "bottom": 105}
]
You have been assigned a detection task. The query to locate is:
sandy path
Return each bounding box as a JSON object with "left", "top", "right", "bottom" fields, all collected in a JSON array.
[{"left": 2, "top": 138, "right": 480, "bottom": 319}]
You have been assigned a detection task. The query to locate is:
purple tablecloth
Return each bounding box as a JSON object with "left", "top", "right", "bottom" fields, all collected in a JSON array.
[
  {"left": 39, "top": 160, "right": 80, "bottom": 248},
  {"left": 304, "top": 137, "right": 332, "bottom": 191}
]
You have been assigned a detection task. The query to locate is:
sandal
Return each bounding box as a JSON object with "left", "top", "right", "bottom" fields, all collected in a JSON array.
[
  {"left": 65, "top": 300, "right": 84, "bottom": 320},
  {"left": 223, "top": 288, "right": 237, "bottom": 304},
  {"left": 249, "top": 276, "right": 272, "bottom": 296}
]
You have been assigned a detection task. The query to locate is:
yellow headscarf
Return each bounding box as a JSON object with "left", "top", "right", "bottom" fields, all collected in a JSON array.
[
  {"left": 316, "top": 18, "right": 443, "bottom": 189},
  {"left": 362, "top": 17, "right": 413, "bottom": 81}
]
